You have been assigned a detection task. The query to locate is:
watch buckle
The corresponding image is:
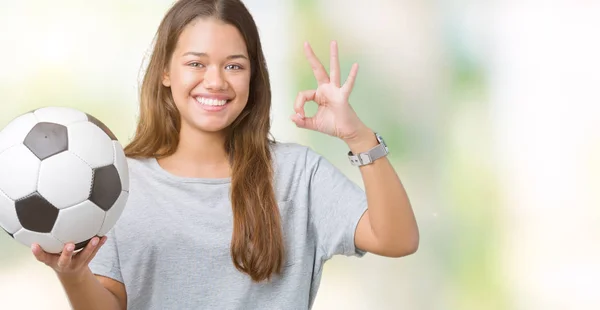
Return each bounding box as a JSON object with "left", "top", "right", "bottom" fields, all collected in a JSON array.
[
  {"left": 359, "top": 153, "right": 372, "bottom": 165},
  {"left": 349, "top": 152, "right": 373, "bottom": 166}
]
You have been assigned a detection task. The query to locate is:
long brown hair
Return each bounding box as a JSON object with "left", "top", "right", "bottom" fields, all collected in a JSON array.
[{"left": 124, "top": 0, "right": 283, "bottom": 282}]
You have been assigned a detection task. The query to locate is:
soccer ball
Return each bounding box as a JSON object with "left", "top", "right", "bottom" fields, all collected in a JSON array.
[{"left": 0, "top": 106, "right": 129, "bottom": 254}]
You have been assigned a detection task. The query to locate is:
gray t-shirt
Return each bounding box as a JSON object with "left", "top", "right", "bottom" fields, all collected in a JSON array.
[{"left": 89, "top": 142, "right": 368, "bottom": 310}]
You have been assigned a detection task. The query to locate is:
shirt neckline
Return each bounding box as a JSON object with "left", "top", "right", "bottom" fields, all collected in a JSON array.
[{"left": 148, "top": 157, "right": 232, "bottom": 184}]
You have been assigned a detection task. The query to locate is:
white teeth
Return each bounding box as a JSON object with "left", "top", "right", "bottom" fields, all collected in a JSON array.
[{"left": 196, "top": 97, "right": 228, "bottom": 106}]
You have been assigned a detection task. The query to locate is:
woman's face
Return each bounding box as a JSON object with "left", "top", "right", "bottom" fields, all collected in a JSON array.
[{"left": 163, "top": 17, "right": 251, "bottom": 134}]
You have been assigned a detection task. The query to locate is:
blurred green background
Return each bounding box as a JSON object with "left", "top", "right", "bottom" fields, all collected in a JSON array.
[{"left": 1, "top": 1, "right": 599, "bottom": 309}]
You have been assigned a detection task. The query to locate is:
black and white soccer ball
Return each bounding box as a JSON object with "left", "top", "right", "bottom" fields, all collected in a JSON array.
[{"left": 0, "top": 106, "right": 129, "bottom": 253}]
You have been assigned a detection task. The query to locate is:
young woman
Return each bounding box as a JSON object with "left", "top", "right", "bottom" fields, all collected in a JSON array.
[{"left": 31, "top": 0, "right": 418, "bottom": 309}]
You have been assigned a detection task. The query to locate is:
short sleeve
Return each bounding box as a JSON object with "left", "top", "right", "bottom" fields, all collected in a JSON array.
[
  {"left": 88, "top": 229, "right": 123, "bottom": 283},
  {"left": 305, "top": 148, "right": 368, "bottom": 260}
]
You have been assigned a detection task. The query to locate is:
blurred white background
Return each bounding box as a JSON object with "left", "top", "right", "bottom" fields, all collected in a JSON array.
[{"left": 0, "top": 0, "right": 599, "bottom": 309}]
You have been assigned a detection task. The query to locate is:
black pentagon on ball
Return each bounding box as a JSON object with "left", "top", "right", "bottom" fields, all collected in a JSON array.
[
  {"left": 86, "top": 114, "right": 118, "bottom": 141},
  {"left": 15, "top": 193, "right": 59, "bottom": 233},
  {"left": 90, "top": 165, "right": 122, "bottom": 211},
  {"left": 23, "top": 122, "right": 68, "bottom": 160},
  {"left": 74, "top": 237, "right": 95, "bottom": 251}
]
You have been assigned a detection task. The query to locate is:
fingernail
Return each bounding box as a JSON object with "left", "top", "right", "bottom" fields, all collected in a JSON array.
[
  {"left": 31, "top": 244, "right": 37, "bottom": 252},
  {"left": 66, "top": 244, "right": 75, "bottom": 252},
  {"left": 91, "top": 238, "right": 99, "bottom": 246},
  {"left": 296, "top": 113, "right": 304, "bottom": 120}
]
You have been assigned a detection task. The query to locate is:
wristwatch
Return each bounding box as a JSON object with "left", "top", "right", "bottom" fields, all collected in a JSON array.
[{"left": 347, "top": 132, "right": 389, "bottom": 166}]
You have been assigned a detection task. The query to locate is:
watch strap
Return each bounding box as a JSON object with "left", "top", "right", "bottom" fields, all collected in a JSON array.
[{"left": 348, "top": 143, "right": 388, "bottom": 166}]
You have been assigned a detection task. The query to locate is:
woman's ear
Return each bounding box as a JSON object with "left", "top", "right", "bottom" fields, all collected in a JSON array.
[{"left": 162, "top": 70, "right": 171, "bottom": 87}]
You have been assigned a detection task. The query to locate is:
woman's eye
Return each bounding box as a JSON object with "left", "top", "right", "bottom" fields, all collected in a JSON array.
[
  {"left": 189, "top": 62, "right": 204, "bottom": 68},
  {"left": 225, "top": 64, "right": 242, "bottom": 70}
]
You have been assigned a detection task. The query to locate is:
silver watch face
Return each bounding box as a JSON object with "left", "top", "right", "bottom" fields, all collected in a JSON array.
[
  {"left": 375, "top": 132, "right": 386, "bottom": 146},
  {"left": 374, "top": 132, "right": 389, "bottom": 153}
]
